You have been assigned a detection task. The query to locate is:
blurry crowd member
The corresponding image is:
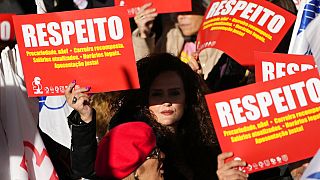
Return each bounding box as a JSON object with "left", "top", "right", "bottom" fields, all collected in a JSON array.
[
  {"left": 201, "top": 0, "right": 298, "bottom": 92},
  {"left": 132, "top": 0, "right": 223, "bottom": 80},
  {"left": 90, "top": 91, "right": 122, "bottom": 139},
  {"left": 133, "top": 0, "right": 297, "bottom": 93}
]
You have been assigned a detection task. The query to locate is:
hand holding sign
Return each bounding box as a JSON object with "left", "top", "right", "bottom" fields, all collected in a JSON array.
[
  {"left": 197, "top": 0, "right": 296, "bottom": 65},
  {"left": 114, "top": 0, "right": 191, "bottom": 17},
  {"left": 65, "top": 80, "right": 92, "bottom": 123},
  {"left": 217, "top": 152, "right": 248, "bottom": 180},
  {"left": 206, "top": 68, "right": 320, "bottom": 174},
  {"left": 13, "top": 6, "right": 139, "bottom": 97},
  {"left": 134, "top": 3, "right": 158, "bottom": 38}
]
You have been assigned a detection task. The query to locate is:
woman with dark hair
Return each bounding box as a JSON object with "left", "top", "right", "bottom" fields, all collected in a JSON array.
[
  {"left": 135, "top": 53, "right": 220, "bottom": 180},
  {"left": 66, "top": 53, "right": 221, "bottom": 179}
]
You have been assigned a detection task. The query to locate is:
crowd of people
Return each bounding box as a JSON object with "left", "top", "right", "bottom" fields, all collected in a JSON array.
[{"left": 1, "top": 0, "right": 315, "bottom": 179}]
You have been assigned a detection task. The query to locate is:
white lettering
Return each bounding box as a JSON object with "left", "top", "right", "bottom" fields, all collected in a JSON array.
[
  {"left": 215, "top": 77, "right": 320, "bottom": 127},
  {"left": 205, "top": 1, "right": 286, "bottom": 33},
  {"left": 0, "top": 21, "right": 11, "bottom": 41},
  {"left": 108, "top": 16, "right": 124, "bottom": 40},
  {"left": 262, "top": 61, "right": 275, "bottom": 81},
  {"left": 21, "top": 16, "right": 124, "bottom": 47},
  {"left": 22, "top": 24, "right": 37, "bottom": 47},
  {"left": 47, "top": 22, "right": 62, "bottom": 46},
  {"left": 215, "top": 102, "right": 234, "bottom": 127}
]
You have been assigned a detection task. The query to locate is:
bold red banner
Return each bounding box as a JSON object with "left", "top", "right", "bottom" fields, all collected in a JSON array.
[
  {"left": 255, "top": 52, "right": 317, "bottom": 82},
  {"left": 114, "top": 0, "right": 192, "bottom": 17},
  {"left": 205, "top": 68, "right": 320, "bottom": 173},
  {"left": 197, "top": 0, "right": 296, "bottom": 65},
  {"left": 13, "top": 7, "right": 139, "bottom": 97},
  {"left": 0, "top": 14, "right": 14, "bottom": 41}
]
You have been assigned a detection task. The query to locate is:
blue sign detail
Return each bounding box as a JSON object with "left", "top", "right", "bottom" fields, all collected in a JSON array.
[
  {"left": 307, "top": 172, "right": 320, "bottom": 179},
  {"left": 298, "top": 0, "right": 320, "bottom": 34},
  {"left": 39, "top": 96, "right": 67, "bottom": 111},
  {"left": 39, "top": 96, "right": 47, "bottom": 111}
]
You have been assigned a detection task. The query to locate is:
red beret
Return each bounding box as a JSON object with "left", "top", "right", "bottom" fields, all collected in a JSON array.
[{"left": 95, "top": 122, "right": 156, "bottom": 179}]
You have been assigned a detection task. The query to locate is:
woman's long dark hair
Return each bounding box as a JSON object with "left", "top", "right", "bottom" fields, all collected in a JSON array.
[{"left": 136, "top": 53, "right": 218, "bottom": 147}]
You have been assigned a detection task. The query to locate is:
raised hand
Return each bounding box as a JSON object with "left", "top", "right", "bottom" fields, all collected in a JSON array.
[
  {"left": 134, "top": 2, "right": 158, "bottom": 38},
  {"left": 65, "top": 80, "right": 93, "bottom": 123},
  {"left": 188, "top": 52, "right": 202, "bottom": 75}
]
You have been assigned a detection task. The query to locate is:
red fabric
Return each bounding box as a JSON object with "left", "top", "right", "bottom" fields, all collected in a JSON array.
[{"left": 95, "top": 122, "right": 156, "bottom": 179}]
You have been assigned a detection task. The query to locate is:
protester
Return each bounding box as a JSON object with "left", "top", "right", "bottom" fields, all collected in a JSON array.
[
  {"left": 68, "top": 53, "right": 312, "bottom": 180},
  {"left": 209, "top": 1, "right": 305, "bottom": 179},
  {"left": 217, "top": 155, "right": 311, "bottom": 180},
  {"left": 132, "top": 0, "right": 224, "bottom": 80},
  {"left": 64, "top": 53, "right": 221, "bottom": 179},
  {"left": 30, "top": 1, "right": 312, "bottom": 180},
  {"left": 135, "top": 53, "right": 220, "bottom": 179},
  {"left": 201, "top": 0, "right": 298, "bottom": 92},
  {"left": 133, "top": 0, "right": 298, "bottom": 92},
  {"left": 65, "top": 82, "right": 168, "bottom": 179},
  {"left": 33, "top": 1, "right": 115, "bottom": 178},
  {"left": 95, "top": 121, "right": 165, "bottom": 179}
]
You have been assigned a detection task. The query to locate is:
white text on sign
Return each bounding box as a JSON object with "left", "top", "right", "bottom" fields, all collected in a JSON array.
[{"left": 22, "top": 16, "right": 124, "bottom": 47}]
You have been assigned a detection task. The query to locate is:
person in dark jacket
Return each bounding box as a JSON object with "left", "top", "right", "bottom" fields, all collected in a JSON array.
[{"left": 65, "top": 53, "right": 221, "bottom": 180}]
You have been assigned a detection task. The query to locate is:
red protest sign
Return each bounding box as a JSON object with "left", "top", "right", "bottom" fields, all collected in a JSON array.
[
  {"left": 13, "top": 6, "right": 139, "bottom": 97},
  {"left": 255, "top": 52, "right": 317, "bottom": 82},
  {"left": 206, "top": 68, "right": 320, "bottom": 174},
  {"left": 197, "top": 0, "right": 296, "bottom": 65},
  {"left": 0, "top": 14, "right": 14, "bottom": 41},
  {"left": 114, "top": 0, "right": 192, "bottom": 17}
]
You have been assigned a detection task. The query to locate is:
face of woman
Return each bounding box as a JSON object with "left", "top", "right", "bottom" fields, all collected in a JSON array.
[
  {"left": 148, "top": 71, "right": 186, "bottom": 129},
  {"left": 177, "top": 14, "right": 203, "bottom": 36}
]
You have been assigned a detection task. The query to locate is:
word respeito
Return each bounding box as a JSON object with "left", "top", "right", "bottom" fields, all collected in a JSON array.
[
  {"left": 216, "top": 77, "right": 320, "bottom": 127},
  {"left": 22, "top": 16, "right": 124, "bottom": 47}
]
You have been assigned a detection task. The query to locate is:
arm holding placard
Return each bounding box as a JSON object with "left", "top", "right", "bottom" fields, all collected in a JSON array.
[
  {"left": 134, "top": 2, "right": 158, "bottom": 39},
  {"left": 65, "top": 81, "right": 93, "bottom": 123},
  {"left": 65, "top": 81, "right": 97, "bottom": 179},
  {"left": 132, "top": 3, "right": 158, "bottom": 60},
  {"left": 216, "top": 152, "right": 249, "bottom": 180}
]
